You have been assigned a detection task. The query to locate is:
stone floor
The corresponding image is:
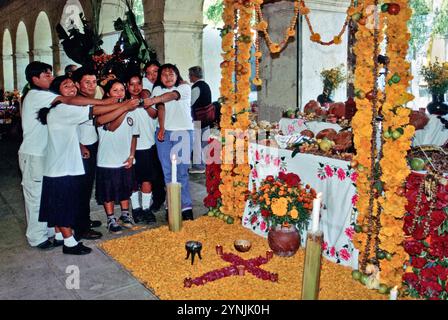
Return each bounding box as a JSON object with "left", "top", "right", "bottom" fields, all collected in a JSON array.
[{"left": 0, "top": 136, "right": 208, "bottom": 300}]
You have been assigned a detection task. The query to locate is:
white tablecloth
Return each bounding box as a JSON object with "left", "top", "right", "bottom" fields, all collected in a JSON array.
[
  {"left": 413, "top": 115, "right": 448, "bottom": 146},
  {"left": 279, "top": 118, "right": 343, "bottom": 136},
  {"left": 243, "top": 143, "right": 359, "bottom": 268}
]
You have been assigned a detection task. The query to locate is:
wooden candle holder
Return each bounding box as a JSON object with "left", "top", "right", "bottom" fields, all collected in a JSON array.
[
  {"left": 301, "top": 231, "right": 323, "bottom": 300},
  {"left": 167, "top": 182, "right": 182, "bottom": 232}
]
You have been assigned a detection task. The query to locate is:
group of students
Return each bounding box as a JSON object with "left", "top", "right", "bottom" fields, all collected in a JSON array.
[{"left": 19, "top": 60, "right": 204, "bottom": 255}]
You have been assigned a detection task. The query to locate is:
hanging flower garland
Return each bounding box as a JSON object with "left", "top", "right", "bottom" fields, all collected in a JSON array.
[
  {"left": 377, "top": 0, "right": 414, "bottom": 286},
  {"left": 351, "top": 0, "right": 382, "bottom": 274},
  {"left": 219, "top": 0, "right": 253, "bottom": 219}
]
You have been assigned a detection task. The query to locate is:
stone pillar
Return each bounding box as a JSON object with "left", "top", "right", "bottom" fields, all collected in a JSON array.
[
  {"left": 2, "top": 54, "right": 15, "bottom": 91},
  {"left": 143, "top": 0, "right": 204, "bottom": 79},
  {"left": 51, "top": 44, "right": 62, "bottom": 75},
  {"left": 258, "top": 0, "right": 350, "bottom": 121},
  {"left": 258, "top": 0, "right": 299, "bottom": 122},
  {"left": 14, "top": 52, "right": 30, "bottom": 91}
]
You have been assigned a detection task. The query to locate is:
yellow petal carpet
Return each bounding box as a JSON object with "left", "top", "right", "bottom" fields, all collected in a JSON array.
[{"left": 100, "top": 218, "right": 390, "bottom": 300}]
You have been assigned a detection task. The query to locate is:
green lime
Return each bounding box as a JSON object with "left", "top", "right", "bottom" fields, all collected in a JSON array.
[
  {"left": 380, "top": 4, "right": 389, "bottom": 12},
  {"left": 392, "top": 130, "right": 402, "bottom": 139},
  {"left": 227, "top": 216, "right": 234, "bottom": 224},
  {"left": 378, "top": 283, "right": 388, "bottom": 294},
  {"left": 360, "top": 274, "right": 369, "bottom": 285},
  {"left": 207, "top": 211, "right": 214, "bottom": 217},
  {"left": 218, "top": 214, "right": 224, "bottom": 220},
  {"left": 376, "top": 250, "right": 386, "bottom": 260},
  {"left": 222, "top": 214, "right": 228, "bottom": 221},
  {"left": 383, "top": 130, "right": 392, "bottom": 139},
  {"left": 391, "top": 74, "right": 401, "bottom": 83},
  {"left": 396, "top": 127, "right": 404, "bottom": 135},
  {"left": 214, "top": 211, "right": 220, "bottom": 217},
  {"left": 352, "top": 270, "right": 362, "bottom": 280},
  {"left": 354, "top": 225, "right": 362, "bottom": 233},
  {"left": 385, "top": 252, "right": 393, "bottom": 261}
]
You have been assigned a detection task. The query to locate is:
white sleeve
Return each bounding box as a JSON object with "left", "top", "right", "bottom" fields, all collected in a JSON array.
[
  {"left": 175, "top": 84, "right": 191, "bottom": 102},
  {"left": 191, "top": 86, "right": 200, "bottom": 106},
  {"left": 131, "top": 114, "right": 140, "bottom": 136},
  {"left": 35, "top": 91, "right": 59, "bottom": 107},
  {"left": 60, "top": 104, "right": 91, "bottom": 125}
]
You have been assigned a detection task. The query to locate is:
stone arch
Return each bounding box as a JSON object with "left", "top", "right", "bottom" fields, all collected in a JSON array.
[
  {"left": 34, "top": 11, "right": 53, "bottom": 66},
  {"left": 143, "top": 0, "right": 205, "bottom": 79},
  {"left": 16, "top": 21, "right": 29, "bottom": 91},
  {"left": 2, "top": 29, "right": 14, "bottom": 91}
]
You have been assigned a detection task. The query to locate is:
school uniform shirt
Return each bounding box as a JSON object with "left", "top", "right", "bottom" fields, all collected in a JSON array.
[
  {"left": 97, "top": 110, "right": 140, "bottom": 168},
  {"left": 133, "top": 108, "right": 157, "bottom": 150},
  {"left": 19, "top": 89, "right": 59, "bottom": 156},
  {"left": 142, "top": 78, "right": 154, "bottom": 93},
  {"left": 151, "top": 83, "right": 193, "bottom": 131},
  {"left": 44, "top": 104, "right": 92, "bottom": 177},
  {"left": 77, "top": 87, "right": 102, "bottom": 145}
]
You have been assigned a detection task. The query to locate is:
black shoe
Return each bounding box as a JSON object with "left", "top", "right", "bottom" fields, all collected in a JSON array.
[
  {"left": 53, "top": 239, "right": 64, "bottom": 247},
  {"left": 182, "top": 209, "right": 194, "bottom": 221},
  {"left": 36, "top": 239, "right": 54, "bottom": 251},
  {"left": 132, "top": 208, "right": 144, "bottom": 224},
  {"left": 143, "top": 209, "right": 156, "bottom": 224},
  {"left": 79, "top": 229, "right": 103, "bottom": 240},
  {"left": 63, "top": 242, "right": 92, "bottom": 255},
  {"left": 90, "top": 220, "right": 102, "bottom": 228}
]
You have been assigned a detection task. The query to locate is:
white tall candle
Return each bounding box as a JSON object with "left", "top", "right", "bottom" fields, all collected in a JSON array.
[
  {"left": 389, "top": 285, "right": 398, "bottom": 300},
  {"left": 311, "top": 192, "right": 322, "bottom": 233},
  {"left": 171, "top": 154, "right": 177, "bottom": 183}
]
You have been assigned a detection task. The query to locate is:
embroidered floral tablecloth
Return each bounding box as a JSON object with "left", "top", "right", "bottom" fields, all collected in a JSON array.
[
  {"left": 412, "top": 115, "right": 448, "bottom": 147},
  {"left": 243, "top": 143, "right": 359, "bottom": 268},
  {"left": 278, "top": 118, "right": 343, "bottom": 135}
]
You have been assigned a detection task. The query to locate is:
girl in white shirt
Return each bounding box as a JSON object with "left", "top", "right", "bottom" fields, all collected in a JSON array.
[
  {"left": 38, "top": 76, "right": 138, "bottom": 254},
  {"left": 151, "top": 64, "right": 194, "bottom": 221},
  {"left": 95, "top": 79, "right": 140, "bottom": 233}
]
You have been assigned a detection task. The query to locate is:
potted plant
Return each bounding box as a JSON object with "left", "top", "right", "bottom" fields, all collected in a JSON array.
[
  {"left": 420, "top": 59, "right": 448, "bottom": 115},
  {"left": 250, "top": 172, "right": 317, "bottom": 257}
]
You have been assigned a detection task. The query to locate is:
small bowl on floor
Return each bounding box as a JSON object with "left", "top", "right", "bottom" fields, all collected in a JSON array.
[{"left": 234, "top": 239, "right": 251, "bottom": 252}]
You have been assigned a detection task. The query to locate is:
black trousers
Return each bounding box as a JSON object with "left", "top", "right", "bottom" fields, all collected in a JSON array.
[
  {"left": 150, "top": 144, "right": 166, "bottom": 209},
  {"left": 74, "top": 142, "right": 98, "bottom": 235}
]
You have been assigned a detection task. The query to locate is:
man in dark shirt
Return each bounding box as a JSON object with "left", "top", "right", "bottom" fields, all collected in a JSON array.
[{"left": 188, "top": 66, "right": 211, "bottom": 174}]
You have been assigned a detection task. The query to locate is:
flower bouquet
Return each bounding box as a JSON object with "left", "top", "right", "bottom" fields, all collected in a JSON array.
[
  {"left": 250, "top": 172, "right": 316, "bottom": 233},
  {"left": 420, "top": 59, "right": 448, "bottom": 115},
  {"left": 319, "top": 65, "right": 346, "bottom": 104}
]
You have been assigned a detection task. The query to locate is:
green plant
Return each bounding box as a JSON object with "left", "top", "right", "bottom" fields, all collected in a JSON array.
[{"left": 420, "top": 59, "right": 448, "bottom": 95}]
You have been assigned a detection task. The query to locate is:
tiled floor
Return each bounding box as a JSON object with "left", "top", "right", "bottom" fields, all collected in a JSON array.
[{"left": 0, "top": 136, "right": 208, "bottom": 300}]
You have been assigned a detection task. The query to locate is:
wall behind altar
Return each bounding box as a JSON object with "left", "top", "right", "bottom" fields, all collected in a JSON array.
[{"left": 257, "top": 0, "right": 349, "bottom": 123}]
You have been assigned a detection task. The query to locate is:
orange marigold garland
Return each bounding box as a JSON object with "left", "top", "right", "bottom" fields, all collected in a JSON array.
[
  {"left": 378, "top": 0, "right": 414, "bottom": 286},
  {"left": 219, "top": 0, "right": 253, "bottom": 219}
]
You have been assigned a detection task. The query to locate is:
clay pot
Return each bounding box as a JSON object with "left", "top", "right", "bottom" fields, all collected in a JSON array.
[
  {"left": 316, "top": 128, "right": 338, "bottom": 141},
  {"left": 328, "top": 102, "right": 346, "bottom": 119},
  {"left": 267, "top": 224, "right": 300, "bottom": 257},
  {"left": 409, "top": 110, "right": 429, "bottom": 130},
  {"left": 304, "top": 100, "right": 321, "bottom": 115},
  {"left": 300, "top": 129, "right": 315, "bottom": 139}
]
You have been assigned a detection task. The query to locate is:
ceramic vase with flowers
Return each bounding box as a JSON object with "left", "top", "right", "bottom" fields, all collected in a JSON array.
[
  {"left": 250, "top": 172, "right": 317, "bottom": 257},
  {"left": 420, "top": 60, "right": 448, "bottom": 115}
]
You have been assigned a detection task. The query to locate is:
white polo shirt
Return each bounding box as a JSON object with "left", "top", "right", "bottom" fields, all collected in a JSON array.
[
  {"left": 151, "top": 83, "right": 193, "bottom": 131},
  {"left": 97, "top": 111, "right": 140, "bottom": 168},
  {"left": 44, "top": 104, "right": 91, "bottom": 177},
  {"left": 133, "top": 108, "right": 157, "bottom": 150},
  {"left": 19, "top": 90, "right": 59, "bottom": 156},
  {"left": 78, "top": 87, "right": 102, "bottom": 145},
  {"left": 142, "top": 78, "right": 154, "bottom": 93}
]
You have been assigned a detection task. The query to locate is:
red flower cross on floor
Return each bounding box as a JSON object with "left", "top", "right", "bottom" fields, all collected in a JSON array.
[{"left": 184, "top": 251, "right": 278, "bottom": 288}]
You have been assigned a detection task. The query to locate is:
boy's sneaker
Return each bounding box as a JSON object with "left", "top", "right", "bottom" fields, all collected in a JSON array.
[
  {"left": 119, "top": 214, "right": 134, "bottom": 229},
  {"left": 143, "top": 209, "right": 156, "bottom": 224},
  {"left": 107, "top": 217, "right": 123, "bottom": 234}
]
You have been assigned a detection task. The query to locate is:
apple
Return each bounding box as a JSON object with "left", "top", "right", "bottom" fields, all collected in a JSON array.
[
  {"left": 366, "top": 90, "right": 375, "bottom": 101},
  {"left": 387, "top": 3, "right": 401, "bottom": 15},
  {"left": 410, "top": 158, "right": 425, "bottom": 171}
]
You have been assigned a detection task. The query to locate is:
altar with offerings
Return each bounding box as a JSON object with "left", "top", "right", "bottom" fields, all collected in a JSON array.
[{"left": 242, "top": 142, "right": 359, "bottom": 268}]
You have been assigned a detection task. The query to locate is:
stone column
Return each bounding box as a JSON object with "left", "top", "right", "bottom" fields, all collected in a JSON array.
[
  {"left": 2, "top": 54, "right": 15, "bottom": 91},
  {"left": 258, "top": 0, "right": 299, "bottom": 122},
  {"left": 51, "top": 44, "right": 62, "bottom": 75}
]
